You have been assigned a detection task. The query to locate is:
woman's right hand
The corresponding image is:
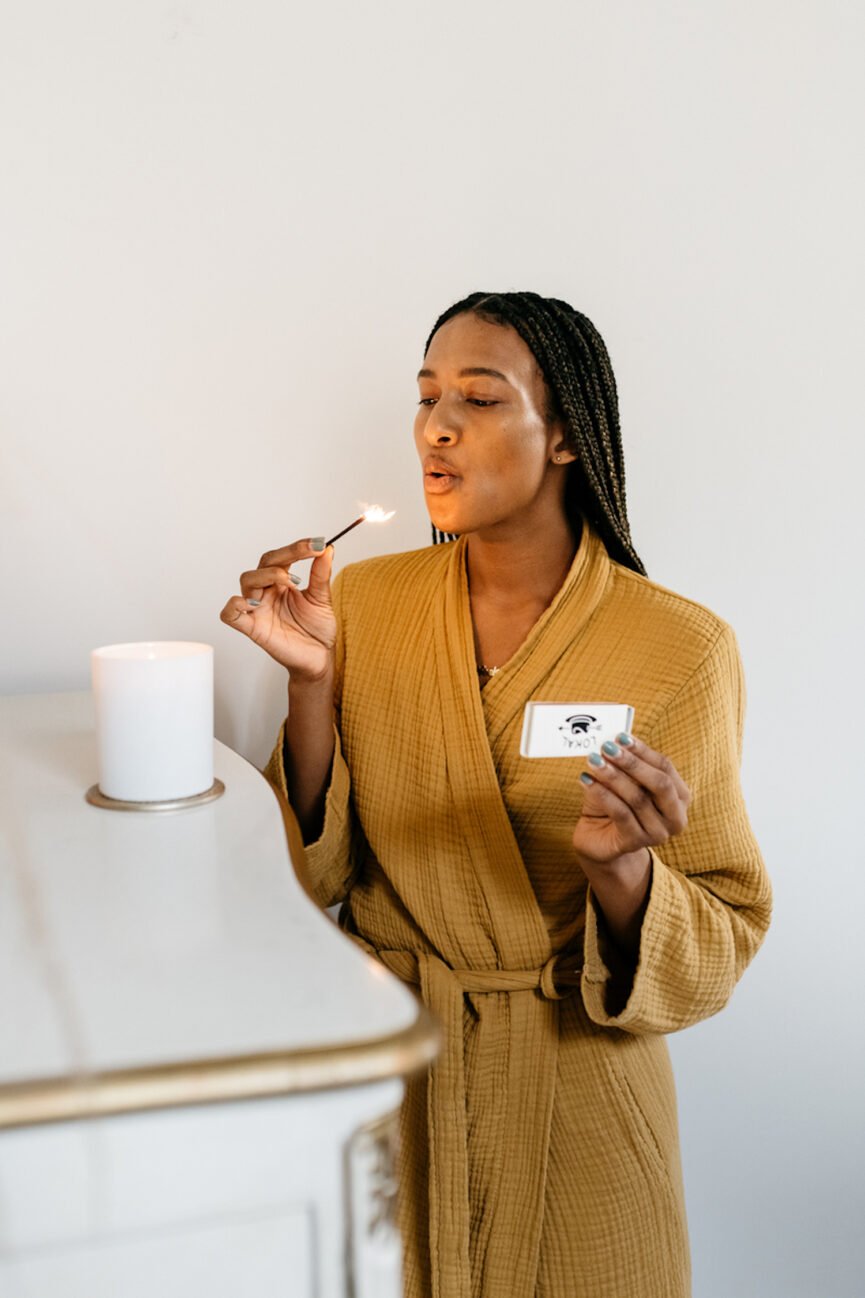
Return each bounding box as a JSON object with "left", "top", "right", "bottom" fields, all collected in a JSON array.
[{"left": 220, "top": 539, "right": 336, "bottom": 681}]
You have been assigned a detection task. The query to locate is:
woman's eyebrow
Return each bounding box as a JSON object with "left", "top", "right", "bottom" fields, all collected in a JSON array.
[{"left": 417, "top": 366, "right": 512, "bottom": 382}]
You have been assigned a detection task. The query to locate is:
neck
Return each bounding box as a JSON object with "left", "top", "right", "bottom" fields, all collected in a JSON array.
[{"left": 465, "top": 511, "right": 581, "bottom": 608}]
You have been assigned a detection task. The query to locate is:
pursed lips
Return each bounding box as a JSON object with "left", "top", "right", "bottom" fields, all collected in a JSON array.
[
  {"left": 423, "top": 457, "right": 461, "bottom": 494},
  {"left": 424, "top": 456, "right": 460, "bottom": 478}
]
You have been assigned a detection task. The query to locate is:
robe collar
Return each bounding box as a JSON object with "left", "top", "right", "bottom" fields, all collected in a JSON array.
[
  {"left": 455, "top": 517, "right": 613, "bottom": 743},
  {"left": 432, "top": 518, "right": 612, "bottom": 971}
]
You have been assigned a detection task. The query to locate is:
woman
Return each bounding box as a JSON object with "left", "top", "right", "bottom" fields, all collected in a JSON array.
[{"left": 221, "top": 291, "right": 772, "bottom": 1298}]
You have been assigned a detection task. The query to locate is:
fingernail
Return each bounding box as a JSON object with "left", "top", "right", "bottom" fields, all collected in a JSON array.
[
  {"left": 602, "top": 740, "right": 621, "bottom": 758},
  {"left": 616, "top": 732, "right": 634, "bottom": 746},
  {"left": 310, "top": 537, "right": 326, "bottom": 553},
  {"left": 247, "top": 599, "right": 262, "bottom": 607},
  {"left": 288, "top": 573, "right": 302, "bottom": 587},
  {"left": 580, "top": 772, "right": 594, "bottom": 786},
  {"left": 588, "top": 751, "right": 605, "bottom": 769}
]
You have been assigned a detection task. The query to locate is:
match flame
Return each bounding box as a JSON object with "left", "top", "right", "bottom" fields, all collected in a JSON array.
[{"left": 362, "top": 504, "right": 396, "bottom": 524}]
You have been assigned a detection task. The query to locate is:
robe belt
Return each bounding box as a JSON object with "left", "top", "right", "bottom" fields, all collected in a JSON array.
[
  {"left": 374, "top": 948, "right": 583, "bottom": 1001},
  {"left": 351, "top": 938, "right": 582, "bottom": 1298}
]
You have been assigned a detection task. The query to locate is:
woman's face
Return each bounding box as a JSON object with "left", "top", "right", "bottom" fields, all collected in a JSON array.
[{"left": 414, "top": 312, "right": 571, "bottom": 538}]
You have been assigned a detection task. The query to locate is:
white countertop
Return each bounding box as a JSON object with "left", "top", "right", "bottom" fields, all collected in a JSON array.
[{"left": 0, "top": 692, "right": 423, "bottom": 1108}]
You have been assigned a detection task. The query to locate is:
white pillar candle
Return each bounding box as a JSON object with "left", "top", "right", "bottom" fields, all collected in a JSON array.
[{"left": 91, "top": 642, "right": 214, "bottom": 802}]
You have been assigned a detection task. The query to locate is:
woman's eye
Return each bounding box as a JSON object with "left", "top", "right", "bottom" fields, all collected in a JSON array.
[{"left": 417, "top": 396, "right": 497, "bottom": 408}]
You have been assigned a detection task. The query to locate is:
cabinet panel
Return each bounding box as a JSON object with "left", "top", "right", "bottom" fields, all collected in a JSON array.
[
  {"left": 1, "top": 1207, "right": 314, "bottom": 1298},
  {"left": 345, "top": 1107, "right": 402, "bottom": 1298}
]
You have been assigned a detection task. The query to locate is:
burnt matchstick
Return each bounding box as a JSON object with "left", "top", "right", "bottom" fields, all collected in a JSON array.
[
  {"left": 325, "top": 505, "right": 395, "bottom": 547},
  {"left": 325, "top": 515, "right": 366, "bottom": 546}
]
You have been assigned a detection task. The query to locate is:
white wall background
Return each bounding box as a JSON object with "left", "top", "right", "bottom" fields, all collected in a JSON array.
[{"left": 2, "top": 2, "right": 863, "bottom": 1294}]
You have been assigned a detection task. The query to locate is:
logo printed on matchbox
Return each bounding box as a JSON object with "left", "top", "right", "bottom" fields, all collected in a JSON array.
[{"left": 558, "top": 714, "right": 604, "bottom": 752}]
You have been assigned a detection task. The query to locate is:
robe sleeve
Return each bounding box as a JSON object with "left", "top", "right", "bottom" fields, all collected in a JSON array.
[
  {"left": 581, "top": 623, "right": 772, "bottom": 1034},
  {"left": 260, "top": 569, "right": 359, "bottom": 910}
]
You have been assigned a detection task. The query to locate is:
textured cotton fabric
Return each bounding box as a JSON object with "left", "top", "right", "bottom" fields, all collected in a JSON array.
[{"left": 263, "top": 520, "right": 772, "bottom": 1298}]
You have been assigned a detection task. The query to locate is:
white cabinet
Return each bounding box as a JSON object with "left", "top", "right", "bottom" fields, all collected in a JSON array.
[{"left": 0, "top": 693, "right": 437, "bottom": 1297}]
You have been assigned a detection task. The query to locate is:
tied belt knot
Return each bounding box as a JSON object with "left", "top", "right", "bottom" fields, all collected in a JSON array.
[
  {"left": 351, "top": 938, "right": 584, "bottom": 1298},
  {"left": 375, "top": 947, "right": 582, "bottom": 1001}
]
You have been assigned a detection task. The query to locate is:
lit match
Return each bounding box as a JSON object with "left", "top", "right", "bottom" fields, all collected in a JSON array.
[
  {"left": 326, "top": 504, "right": 395, "bottom": 547},
  {"left": 247, "top": 504, "right": 396, "bottom": 606}
]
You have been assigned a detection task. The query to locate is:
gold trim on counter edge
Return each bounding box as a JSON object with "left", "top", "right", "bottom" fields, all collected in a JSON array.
[{"left": 0, "top": 1008, "right": 440, "bottom": 1131}]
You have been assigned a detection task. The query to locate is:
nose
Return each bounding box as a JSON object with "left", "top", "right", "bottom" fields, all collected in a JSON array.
[{"left": 422, "top": 398, "right": 460, "bottom": 446}]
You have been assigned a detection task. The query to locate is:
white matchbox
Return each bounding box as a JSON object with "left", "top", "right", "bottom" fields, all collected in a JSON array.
[{"left": 520, "top": 702, "right": 634, "bottom": 759}]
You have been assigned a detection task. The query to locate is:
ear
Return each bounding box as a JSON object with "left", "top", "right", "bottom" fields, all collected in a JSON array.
[{"left": 550, "top": 438, "right": 577, "bottom": 466}]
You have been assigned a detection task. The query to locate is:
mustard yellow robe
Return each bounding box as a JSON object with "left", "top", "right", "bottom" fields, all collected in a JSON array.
[{"left": 264, "top": 521, "right": 772, "bottom": 1298}]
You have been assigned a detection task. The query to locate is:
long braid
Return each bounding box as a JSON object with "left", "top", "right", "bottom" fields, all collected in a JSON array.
[{"left": 425, "top": 291, "right": 646, "bottom": 576}]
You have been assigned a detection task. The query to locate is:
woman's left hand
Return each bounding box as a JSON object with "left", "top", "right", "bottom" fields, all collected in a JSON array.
[{"left": 572, "top": 734, "right": 691, "bottom": 871}]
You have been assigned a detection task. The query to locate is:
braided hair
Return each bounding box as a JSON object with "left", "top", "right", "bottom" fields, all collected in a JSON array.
[{"left": 425, "top": 291, "right": 646, "bottom": 576}]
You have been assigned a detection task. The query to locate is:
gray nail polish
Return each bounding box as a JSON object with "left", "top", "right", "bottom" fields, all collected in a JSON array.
[
  {"left": 288, "top": 573, "right": 302, "bottom": 587},
  {"left": 616, "top": 732, "right": 634, "bottom": 746},
  {"left": 310, "top": 537, "right": 326, "bottom": 553},
  {"left": 247, "top": 599, "right": 262, "bottom": 607},
  {"left": 588, "top": 751, "right": 605, "bottom": 768},
  {"left": 580, "top": 772, "right": 594, "bottom": 786},
  {"left": 602, "top": 740, "right": 621, "bottom": 758}
]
